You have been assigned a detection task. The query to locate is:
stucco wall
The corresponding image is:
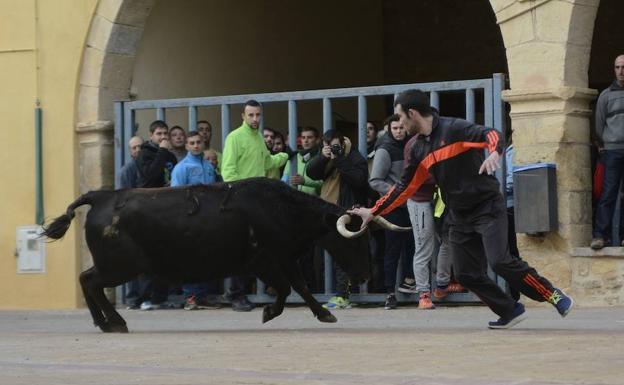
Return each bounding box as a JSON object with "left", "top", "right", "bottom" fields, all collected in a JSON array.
[{"left": 0, "top": 0, "right": 97, "bottom": 308}]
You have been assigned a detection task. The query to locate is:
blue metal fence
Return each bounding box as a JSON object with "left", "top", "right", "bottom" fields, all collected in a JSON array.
[{"left": 114, "top": 73, "right": 507, "bottom": 305}]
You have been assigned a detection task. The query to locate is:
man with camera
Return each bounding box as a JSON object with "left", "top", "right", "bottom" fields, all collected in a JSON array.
[{"left": 306, "top": 129, "right": 369, "bottom": 309}]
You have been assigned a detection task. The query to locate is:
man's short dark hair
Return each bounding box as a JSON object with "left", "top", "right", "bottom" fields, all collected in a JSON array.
[
  {"left": 186, "top": 130, "right": 201, "bottom": 139},
  {"left": 263, "top": 126, "right": 276, "bottom": 135},
  {"left": 196, "top": 120, "right": 212, "bottom": 130},
  {"left": 149, "top": 120, "right": 168, "bottom": 133},
  {"left": 169, "top": 125, "right": 185, "bottom": 134},
  {"left": 301, "top": 126, "right": 319, "bottom": 137},
  {"left": 244, "top": 99, "right": 261, "bottom": 111},
  {"left": 322, "top": 129, "right": 344, "bottom": 145},
  {"left": 394, "top": 89, "right": 432, "bottom": 117}
]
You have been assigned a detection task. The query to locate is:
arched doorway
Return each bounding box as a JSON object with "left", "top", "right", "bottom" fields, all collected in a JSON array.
[
  {"left": 588, "top": 0, "right": 624, "bottom": 244},
  {"left": 76, "top": 0, "right": 507, "bottom": 288}
]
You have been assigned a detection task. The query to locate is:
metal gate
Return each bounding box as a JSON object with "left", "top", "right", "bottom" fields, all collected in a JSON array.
[{"left": 114, "top": 73, "right": 507, "bottom": 305}]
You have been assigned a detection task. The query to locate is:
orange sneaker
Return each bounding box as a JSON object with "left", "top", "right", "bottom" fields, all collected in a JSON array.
[
  {"left": 433, "top": 286, "right": 450, "bottom": 299},
  {"left": 447, "top": 282, "right": 465, "bottom": 293},
  {"left": 418, "top": 292, "right": 435, "bottom": 309},
  {"left": 434, "top": 283, "right": 466, "bottom": 298}
]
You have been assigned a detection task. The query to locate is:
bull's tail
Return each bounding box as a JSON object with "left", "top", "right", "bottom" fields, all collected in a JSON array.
[{"left": 42, "top": 192, "right": 96, "bottom": 240}]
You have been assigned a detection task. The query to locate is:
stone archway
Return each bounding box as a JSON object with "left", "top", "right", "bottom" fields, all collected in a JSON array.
[
  {"left": 75, "top": 0, "right": 155, "bottom": 272},
  {"left": 76, "top": 0, "right": 606, "bottom": 299},
  {"left": 76, "top": 0, "right": 155, "bottom": 193}
]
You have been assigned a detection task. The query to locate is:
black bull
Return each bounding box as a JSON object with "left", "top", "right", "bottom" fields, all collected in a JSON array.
[{"left": 43, "top": 177, "right": 371, "bottom": 332}]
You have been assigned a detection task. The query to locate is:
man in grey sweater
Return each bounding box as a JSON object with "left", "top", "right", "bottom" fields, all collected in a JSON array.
[{"left": 592, "top": 54, "right": 624, "bottom": 249}]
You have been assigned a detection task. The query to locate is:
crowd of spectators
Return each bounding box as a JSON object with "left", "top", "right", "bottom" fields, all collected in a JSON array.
[{"left": 119, "top": 99, "right": 467, "bottom": 311}]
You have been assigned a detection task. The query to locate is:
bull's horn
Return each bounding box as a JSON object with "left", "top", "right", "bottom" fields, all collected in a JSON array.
[
  {"left": 372, "top": 216, "right": 412, "bottom": 232},
  {"left": 336, "top": 214, "right": 367, "bottom": 238}
]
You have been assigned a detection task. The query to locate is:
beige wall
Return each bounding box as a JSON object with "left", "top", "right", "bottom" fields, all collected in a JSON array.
[{"left": 0, "top": 0, "right": 97, "bottom": 308}]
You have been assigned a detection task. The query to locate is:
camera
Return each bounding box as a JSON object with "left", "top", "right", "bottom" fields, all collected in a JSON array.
[{"left": 330, "top": 143, "right": 343, "bottom": 156}]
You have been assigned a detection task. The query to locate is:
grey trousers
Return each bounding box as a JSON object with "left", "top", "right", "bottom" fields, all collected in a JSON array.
[{"left": 407, "top": 200, "right": 453, "bottom": 292}]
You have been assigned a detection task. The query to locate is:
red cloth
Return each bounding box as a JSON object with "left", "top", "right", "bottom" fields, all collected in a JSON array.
[{"left": 593, "top": 160, "right": 605, "bottom": 202}]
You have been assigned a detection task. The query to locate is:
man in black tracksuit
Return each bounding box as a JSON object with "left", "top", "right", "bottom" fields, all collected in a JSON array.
[{"left": 349, "top": 89, "right": 573, "bottom": 328}]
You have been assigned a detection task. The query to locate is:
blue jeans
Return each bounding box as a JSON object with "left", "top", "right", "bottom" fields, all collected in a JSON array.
[
  {"left": 183, "top": 281, "right": 218, "bottom": 299},
  {"left": 594, "top": 149, "right": 624, "bottom": 239},
  {"left": 383, "top": 207, "right": 415, "bottom": 293}
]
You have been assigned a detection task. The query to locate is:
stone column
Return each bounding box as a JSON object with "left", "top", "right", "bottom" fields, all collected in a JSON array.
[
  {"left": 76, "top": 121, "right": 115, "bottom": 302},
  {"left": 75, "top": 0, "right": 154, "bottom": 304},
  {"left": 491, "top": 0, "right": 599, "bottom": 290}
]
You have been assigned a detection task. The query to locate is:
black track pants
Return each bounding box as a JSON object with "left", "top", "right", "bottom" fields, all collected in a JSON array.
[{"left": 448, "top": 195, "right": 556, "bottom": 319}]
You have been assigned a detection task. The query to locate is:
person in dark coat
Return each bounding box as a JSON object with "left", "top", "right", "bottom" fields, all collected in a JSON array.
[{"left": 306, "top": 129, "right": 368, "bottom": 309}]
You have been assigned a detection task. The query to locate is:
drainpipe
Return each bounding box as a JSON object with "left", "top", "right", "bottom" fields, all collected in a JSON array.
[{"left": 35, "top": 100, "right": 43, "bottom": 225}]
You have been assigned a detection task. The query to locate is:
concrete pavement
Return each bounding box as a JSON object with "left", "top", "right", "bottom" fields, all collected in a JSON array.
[{"left": 0, "top": 305, "right": 622, "bottom": 385}]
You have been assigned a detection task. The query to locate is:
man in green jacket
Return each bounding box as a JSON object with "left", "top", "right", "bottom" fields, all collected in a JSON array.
[
  {"left": 221, "top": 100, "right": 288, "bottom": 182},
  {"left": 221, "top": 99, "right": 289, "bottom": 311}
]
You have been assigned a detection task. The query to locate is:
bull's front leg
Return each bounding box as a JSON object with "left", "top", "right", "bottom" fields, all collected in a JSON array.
[
  {"left": 253, "top": 267, "right": 292, "bottom": 323},
  {"left": 282, "top": 259, "right": 337, "bottom": 323}
]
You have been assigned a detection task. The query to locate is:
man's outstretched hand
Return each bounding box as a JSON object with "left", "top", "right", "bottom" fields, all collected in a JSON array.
[
  {"left": 479, "top": 151, "right": 501, "bottom": 175},
  {"left": 347, "top": 207, "right": 374, "bottom": 229}
]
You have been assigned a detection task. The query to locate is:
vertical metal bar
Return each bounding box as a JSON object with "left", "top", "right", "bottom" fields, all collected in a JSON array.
[
  {"left": 157, "top": 108, "right": 166, "bottom": 122},
  {"left": 114, "top": 102, "right": 124, "bottom": 190},
  {"left": 188, "top": 106, "right": 197, "bottom": 131},
  {"left": 221, "top": 104, "right": 230, "bottom": 149},
  {"left": 113, "top": 102, "right": 128, "bottom": 304},
  {"left": 322, "top": 97, "right": 334, "bottom": 295},
  {"left": 484, "top": 83, "right": 494, "bottom": 128},
  {"left": 323, "top": 97, "right": 332, "bottom": 133},
  {"left": 324, "top": 250, "right": 334, "bottom": 295},
  {"left": 256, "top": 280, "right": 266, "bottom": 297},
  {"left": 221, "top": 103, "right": 231, "bottom": 295},
  {"left": 492, "top": 74, "right": 505, "bottom": 188},
  {"left": 357, "top": 95, "right": 369, "bottom": 294},
  {"left": 123, "top": 107, "right": 135, "bottom": 166},
  {"left": 35, "top": 103, "right": 43, "bottom": 225},
  {"left": 357, "top": 95, "right": 367, "bottom": 157},
  {"left": 465, "top": 88, "right": 475, "bottom": 123},
  {"left": 492, "top": 74, "right": 505, "bottom": 135},
  {"left": 288, "top": 100, "right": 298, "bottom": 177},
  {"left": 430, "top": 91, "right": 440, "bottom": 110}
]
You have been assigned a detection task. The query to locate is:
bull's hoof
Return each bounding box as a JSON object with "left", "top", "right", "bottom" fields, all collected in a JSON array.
[
  {"left": 99, "top": 322, "right": 129, "bottom": 333},
  {"left": 262, "top": 305, "right": 275, "bottom": 323},
  {"left": 317, "top": 312, "right": 337, "bottom": 323}
]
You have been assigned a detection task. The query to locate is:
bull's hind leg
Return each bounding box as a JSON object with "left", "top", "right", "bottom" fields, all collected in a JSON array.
[
  {"left": 283, "top": 259, "right": 337, "bottom": 323},
  {"left": 80, "top": 267, "right": 107, "bottom": 328},
  {"left": 80, "top": 267, "right": 129, "bottom": 333}
]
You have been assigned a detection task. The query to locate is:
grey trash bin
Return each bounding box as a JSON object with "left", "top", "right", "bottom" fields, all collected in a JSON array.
[{"left": 513, "top": 163, "right": 557, "bottom": 234}]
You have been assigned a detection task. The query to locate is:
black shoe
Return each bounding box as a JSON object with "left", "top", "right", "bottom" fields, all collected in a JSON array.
[
  {"left": 384, "top": 294, "right": 397, "bottom": 310},
  {"left": 488, "top": 302, "right": 526, "bottom": 329},
  {"left": 231, "top": 296, "right": 255, "bottom": 312}
]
